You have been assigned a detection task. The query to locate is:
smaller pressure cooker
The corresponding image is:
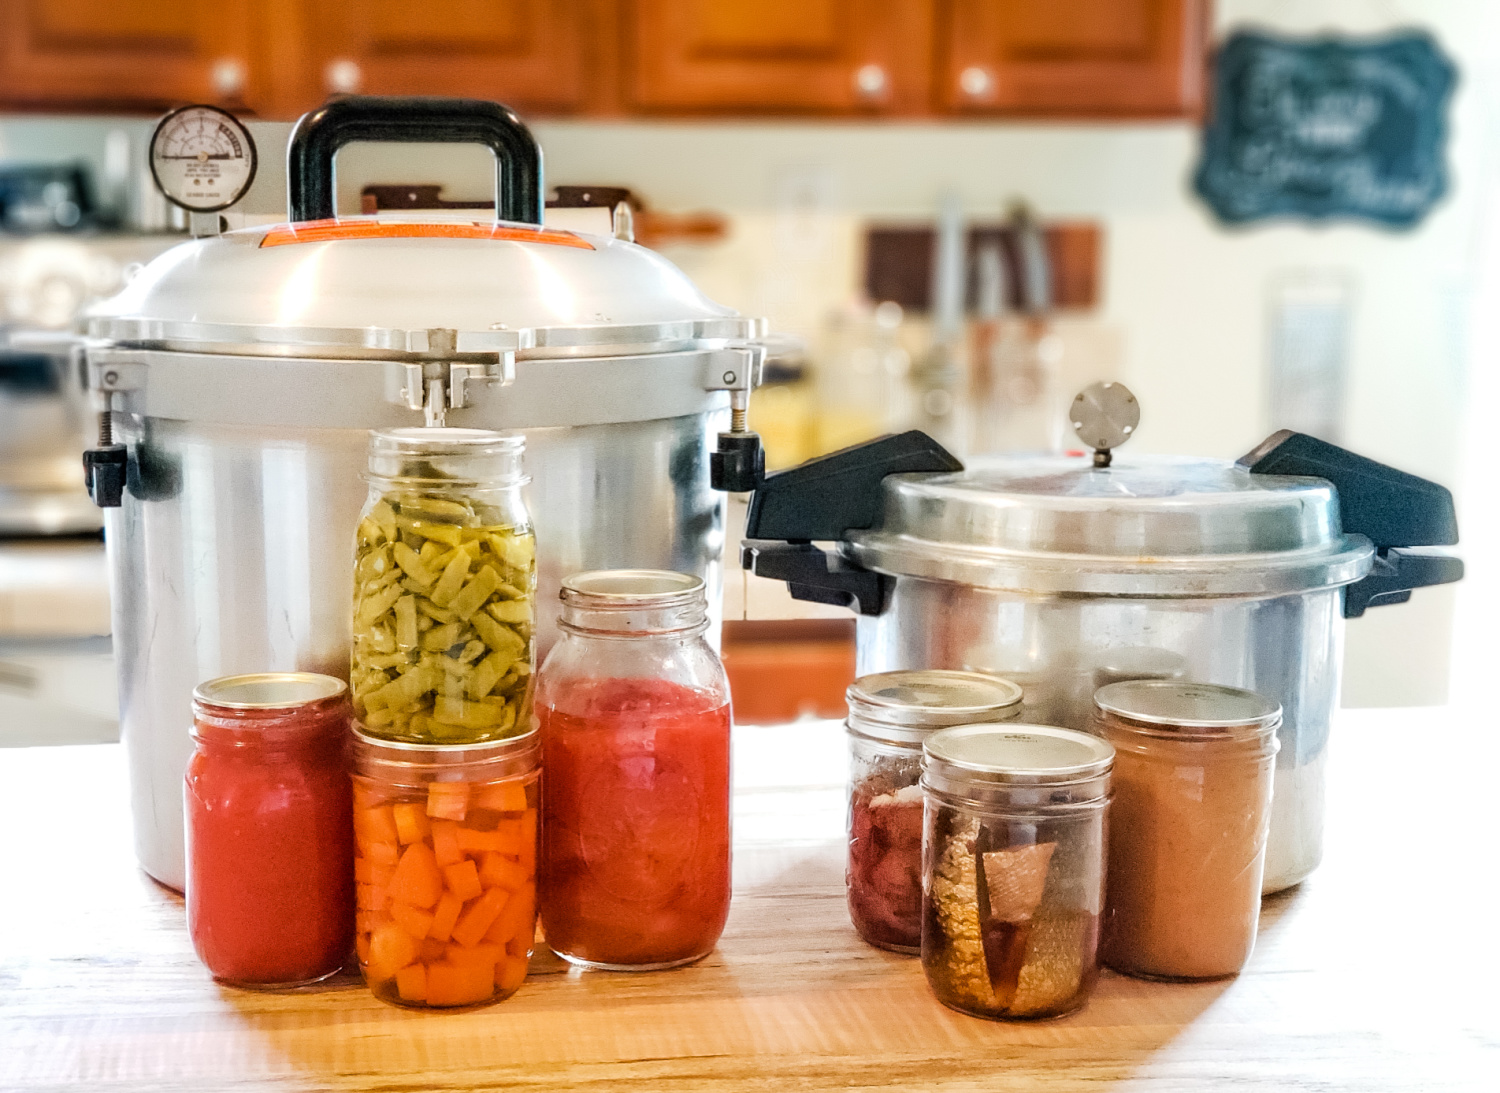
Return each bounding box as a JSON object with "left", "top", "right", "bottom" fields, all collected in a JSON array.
[{"left": 742, "top": 383, "right": 1462, "bottom": 892}]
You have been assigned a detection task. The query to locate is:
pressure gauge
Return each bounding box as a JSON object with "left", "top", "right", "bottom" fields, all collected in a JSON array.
[{"left": 149, "top": 104, "right": 258, "bottom": 213}]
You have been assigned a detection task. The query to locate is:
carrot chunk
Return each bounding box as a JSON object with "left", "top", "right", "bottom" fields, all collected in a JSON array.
[
  {"left": 455, "top": 826, "right": 509, "bottom": 853},
  {"left": 356, "top": 804, "right": 399, "bottom": 845},
  {"left": 390, "top": 900, "right": 435, "bottom": 940},
  {"left": 366, "top": 922, "right": 420, "bottom": 984},
  {"left": 478, "top": 852, "right": 528, "bottom": 892},
  {"left": 426, "top": 781, "right": 470, "bottom": 822},
  {"left": 419, "top": 937, "right": 447, "bottom": 963},
  {"left": 364, "top": 839, "right": 399, "bottom": 867},
  {"left": 388, "top": 842, "right": 443, "bottom": 910},
  {"left": 426, "top": 960, "right": 493, "bottom": 1006},
  {"left": 484, "top": 885, "right": 535, "bottom": 947},
  {"left": 473, "top": 782, "right": 528, "bottom": 813},
  {"left": 393, "top": 802, "right": 432, "bottom": 845},
  {"left": 356, "top": 882, "right": 388, "bottom": 912},
  {"left": 448, "top": 941, "right": 504, "bottom": 972},
  {"left": 451, "top": 887, "right": 509, "bottom": 948},
  {"left": 496, "top": 954, "right": 529, "bottom": 993},
  {"left": 444, "top": 859, "right": 484, "bottom": 902},
  {"left": 505, "top": 930, "right": 532, "bottom": 959},
  {"left": 396, "top": 962, "right": 428, "bottom": 1004},
  {"left": 429, "top": 891, "right": 464, "bottom": 943},
  {"left": 354, "top": 858, "right": 395, "bottom": 886},
  {"left": 430, "top": 820, "right": 464, "bottom": 867}
]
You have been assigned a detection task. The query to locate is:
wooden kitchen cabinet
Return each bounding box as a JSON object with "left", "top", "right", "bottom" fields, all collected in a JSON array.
[
  {"left": 306, "top": 0, "right": 597, "bottom": 115},
  {"left": 623, "top": 0, "right": 933, "bottom": 114},
  {"left": 0, "top": 0, "right": 266, "bottom": 113},
  {"left": 937, "top": 0, "right": 1209, "bottom": 117}
]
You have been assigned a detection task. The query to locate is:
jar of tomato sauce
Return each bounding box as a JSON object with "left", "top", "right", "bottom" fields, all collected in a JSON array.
[
  {"left": 185, "top": 673, "right": 355, "bottom": 988},
  {"left": 351, "top": 727, "right": 540, "bottom": 1009},
  {"left": 536, "top": 570, "right": 732, "bottom": 970}
]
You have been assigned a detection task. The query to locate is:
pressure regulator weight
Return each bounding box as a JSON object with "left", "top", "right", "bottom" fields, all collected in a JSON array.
[{"left": 149, "top": 104, "right": 258, "bottom": 212}]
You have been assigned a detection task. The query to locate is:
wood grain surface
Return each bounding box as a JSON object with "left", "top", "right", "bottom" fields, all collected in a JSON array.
[{"left": 3, "top": 710, "right": 1496, "bottom": 1091}]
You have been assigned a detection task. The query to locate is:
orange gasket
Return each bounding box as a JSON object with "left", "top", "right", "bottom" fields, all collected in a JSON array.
[{"left": 260, "top": 219, "right": 595, "bottom": 249}]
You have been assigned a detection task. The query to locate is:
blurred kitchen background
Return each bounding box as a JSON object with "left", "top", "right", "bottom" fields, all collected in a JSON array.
[{"left": 2, "top": 0, "right": 1497, "bottom": 739}]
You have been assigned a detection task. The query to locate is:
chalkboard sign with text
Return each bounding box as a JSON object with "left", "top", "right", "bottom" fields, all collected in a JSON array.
[{"left": 1194, "top": 30, "right": 1455, "bottom": 228}]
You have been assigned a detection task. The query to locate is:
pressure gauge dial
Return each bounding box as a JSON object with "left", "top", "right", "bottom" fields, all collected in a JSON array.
[{"left": 149, "top": 104, "right": 258, "bottom": 213}]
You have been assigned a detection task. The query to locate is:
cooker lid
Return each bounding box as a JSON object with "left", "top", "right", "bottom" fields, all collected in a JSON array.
[
  {"left": 88, "top": 220, "right": 757, "bottom": 359},
  {"left": 845, "top": 452, "right": 1376, "bottom": 597}
]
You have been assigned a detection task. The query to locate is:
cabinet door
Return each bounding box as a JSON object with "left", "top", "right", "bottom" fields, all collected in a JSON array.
[
  {"left": 939, "top": 0, "right": 1207, "bottom": 117},
  {"left": 0, "top": 0, "right": 260, "bottom": 112},
  {"left": 308, "top": 0, "right": 592, "bottom": 115},
  {"left": 626, "top": 0, "right": 932, "bottom": 114}
]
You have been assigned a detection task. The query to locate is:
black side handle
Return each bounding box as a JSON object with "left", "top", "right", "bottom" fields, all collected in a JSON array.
[
  {"left": 1239, "top": 430, "right": 1463, "bottom": 617},
  {"left": 745, "top": 430, "right": 962, "bottom": 542},
  {"left": 287, "top": 96, "right": 543, "bottom": 224},
  {"left": 741, "top": 431, "right": 962, "bottom": 616}
]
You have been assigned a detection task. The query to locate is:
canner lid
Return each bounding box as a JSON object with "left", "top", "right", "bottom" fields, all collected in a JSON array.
[
  {"left": 846, "top": 453, "right": 1375, "bottom": 597},
  {"left": 88, "top": 218, "right": 760, "bottom": 358}
]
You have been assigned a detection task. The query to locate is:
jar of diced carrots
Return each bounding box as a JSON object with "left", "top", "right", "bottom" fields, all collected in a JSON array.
[{"left": 351, "top": 727, "right": 540, "bottom": 1009}]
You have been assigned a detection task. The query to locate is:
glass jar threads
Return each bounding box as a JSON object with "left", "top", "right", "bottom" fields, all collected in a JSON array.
[
  {"left": 351, "top": 728, "right": 540, "bottom": 1009},
  {"left": 1095, "top": 681, "right": 1281, "bottom": 981},
  {"left": 185, "top": 673, "right": 354, "bottom": 988},
  {"left": 351, "top": 428, "right": 536, "bottom": 745},
  {"left": 921, "top": 724, "right": 1113, "bottom": 1020},
  {"left": 846, "top": 670, "right": 1023, "bottom": 953},
  {"left": 536, "top": 570, "right": 732, "bottom": 970}
]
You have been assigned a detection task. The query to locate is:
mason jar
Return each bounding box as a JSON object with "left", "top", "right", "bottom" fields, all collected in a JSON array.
[
  {"left": 1095, "top": 680, "right": 1280, "bottom": 981},
  {"left": 536, "top": 570, "right": 732, "bottom": 970},
  {"left": 351, "top": 727, "right": 540, "bottom": 1009},
  {"left": 845, "top": 670, "right": 1022, "bottom": 953},
  {"left": 351, "top": 427, "right": 536, "bottom": 745},
  {"left": 921, "top": 723, "right": 1113, "bottom": 1020}
]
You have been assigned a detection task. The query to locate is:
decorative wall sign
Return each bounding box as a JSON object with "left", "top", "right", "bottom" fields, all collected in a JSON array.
[{"left": 1194, "top": 30, "right": 1455, "bottom": 228}]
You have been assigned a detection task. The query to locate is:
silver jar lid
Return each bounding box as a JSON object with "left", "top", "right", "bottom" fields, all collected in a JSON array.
[
  {"left": 1094, "top": 680, "right": 1282, "bottom": 730},
  {"left": 558, "top": 569, "right": 708, "bottom": 635},
  {"left": 923, "top": 723, "right": 1114, "bottom": 792},
  {"left": 844, "top": 453, "right": 1374, "bottom": 597},
  {"left": 193, "top": 672, "right": 346, "bottom": 709},
  {"left": 846, "top": 669, "right": 1022, "bottom": 746}
]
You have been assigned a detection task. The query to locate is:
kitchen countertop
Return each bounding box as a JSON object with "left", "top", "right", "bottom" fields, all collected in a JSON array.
[{"left": 4, "top": 709, "right": 1497, "bottom": 1091}]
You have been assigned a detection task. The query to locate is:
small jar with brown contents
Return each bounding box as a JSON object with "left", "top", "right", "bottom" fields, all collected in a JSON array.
[
  {"left": 846, "top": 670, "right": 1022, "bottom": 953},
  {"left": 921, "top": 724, "right": 1113, "bottom": 1020},
  {"left": 1095, "top": 681, "right": 1280, "bottom": 981}
]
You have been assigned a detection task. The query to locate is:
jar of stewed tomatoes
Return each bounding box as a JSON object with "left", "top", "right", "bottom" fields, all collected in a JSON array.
[
  {"left": 536, "top": 570, "right": 732, "bottom": 970},
  {"left": 351, "top": 728, "right": 540, "bottom": 1008},
  {"left": 185, "top": 673, "right": 355, "bottom": 988}
]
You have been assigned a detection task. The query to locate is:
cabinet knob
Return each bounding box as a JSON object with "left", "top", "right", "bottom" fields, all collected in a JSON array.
[
  {"left": 211, "top": 58, "right": 246, "bottom": 98},
  {"left": 959, "top": 65, "right": 994, "bottom": 101},
  {"left": 853, "top": 64, "right": 888, "bottom": 102},
  {"left": 326, "top": 59, "right": 363, "bottom": 95}
]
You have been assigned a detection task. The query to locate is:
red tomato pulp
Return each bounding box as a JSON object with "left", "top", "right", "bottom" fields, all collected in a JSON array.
[
  {"left": 185, "top": 701, "right": 354, "bottom": 986},
  {"left": 538, "top": 677, "right": 731, "bottom": 967}
]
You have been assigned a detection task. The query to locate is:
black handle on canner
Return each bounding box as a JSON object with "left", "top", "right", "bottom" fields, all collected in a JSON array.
[
  {"left": 740, "top": 431, "right": 963, "bottom": 616},
  {"left": 1239, "top": 430, "right": 1464, "bottom": 618},
  {"left": 286, "top": 96, "right": 544, "bottom": 224}
]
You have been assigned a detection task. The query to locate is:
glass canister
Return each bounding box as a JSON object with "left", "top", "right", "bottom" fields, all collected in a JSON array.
[
  {"left": 921, "top": 723, "right": 1113, "bottom": 1020},
  {"left": 846, "top": 669, "right": 1023, "bottom": 953},
  {"left": 351, "top": 427, "right": 536, "bottom": 745},
  {"left": 536, "top": 570, "right": 732, "bottom": 970},
  {"left": 185, "top": 673, "right": 354, "bottom": 988},
  {"left": 351, "top": 727, "right": 540, "bottom": 1009},
  {"left": 1095, "top": 680, "right": 1281, "bottom": 981}
]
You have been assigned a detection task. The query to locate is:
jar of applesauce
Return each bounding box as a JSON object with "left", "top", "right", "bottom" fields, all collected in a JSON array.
[
  {"left": 1094, "top": 680, "right": 1281, "bottom": 981},
  {"left": 846, "top": 670, "right": 1022, "bottom": 953},
  {"left": 351, "top": 428, "right": 535, "bottom": 744},
  {"left": 351, "top": 727, "right": 540, "bottom": 1008}
]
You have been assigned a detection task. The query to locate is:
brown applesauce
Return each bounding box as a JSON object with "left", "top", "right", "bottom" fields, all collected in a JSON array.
[{"left": 1094, "top": 681, "right": 1280, "bottom": 981}]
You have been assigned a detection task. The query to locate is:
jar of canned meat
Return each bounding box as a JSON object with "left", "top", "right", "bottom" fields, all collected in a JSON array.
[
  {"left": 351, "top": 428, "right": 535, "bottom": 745},
  {"left": 846, "top": 670, "right": 1022, "bottom": 953},
  {"left": 921, "top": 723, "right": 1113, "bottom": 1020},
  {"left": 1095, "top": 680, "right": 1280, "bottom": 981},
  {"left": 351, "top": 728, "right": 540, "bottom": 1008},
  {"left": 536, "top": 570, "right": 732, "bottom": 970},
  {"left": 185, "top": 673, "right": 355, "bottom": 988}
]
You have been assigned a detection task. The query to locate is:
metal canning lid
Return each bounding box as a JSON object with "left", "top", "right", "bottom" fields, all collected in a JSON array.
[
  {"left": 847, "top": 670, "right": 1023, "bottom": 746},
  {"left": 923, "top": 723, "right": 1115, "bottom": 786},
  {"left": 352, "top": 725, "right": 540, "bottom": 783},
  {"left": 844, "top": 453, "right": 1374, "bottom": 597},
  {"left": 367, "top": 427, "right": 526, "bottom": 484},
  {"left": 1093, "top": 680, "right": 1282, "bottom": 730},
  {"left": 193, "top": 672, "right": 347, "bottom": 709},
  {"left": 558, "top": 569, "right": 709, "bottom": 636}
]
